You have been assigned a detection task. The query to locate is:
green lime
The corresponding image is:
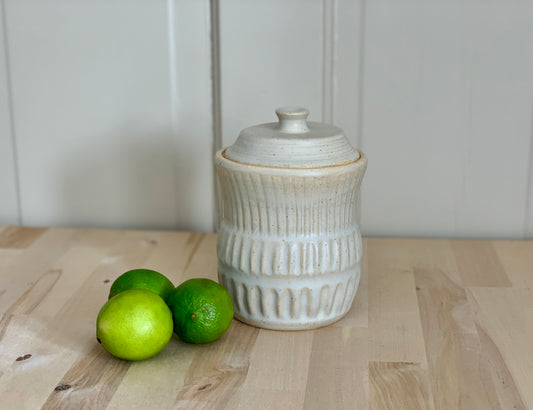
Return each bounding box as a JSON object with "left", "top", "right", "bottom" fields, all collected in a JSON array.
[
  {"left": 108, "top": 269, "right": 174, "bottom": 303},
  {"left": 166, "top": 278, "right": 234, "bottom": 344},
  {"left": 96, "top": 289, "right": 173, "bottom": 361}
]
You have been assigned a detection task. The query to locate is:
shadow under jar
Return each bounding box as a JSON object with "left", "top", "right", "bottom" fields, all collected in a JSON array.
[{"left": 216, "top": 107, "right": 367, "bottom": 330}]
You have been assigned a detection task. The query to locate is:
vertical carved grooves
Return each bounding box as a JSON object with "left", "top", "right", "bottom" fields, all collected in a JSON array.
[
  {"left": 217, "top": 166, "right": 365, "bottom": 236},
  {"left": 218, "top": 230, "right": 361, "bottom": 276},
  {"left": 332, "top": 281, "right": 344, "bottom": 315},
  {"left": 218, "top": 273, "right": 360, "bottom": 323},
  {"left": 216, "top": 164, "right": 366, "bottom": 277},
  {"left": 217, "top": 161, "right": 366, "bottom": 325}
]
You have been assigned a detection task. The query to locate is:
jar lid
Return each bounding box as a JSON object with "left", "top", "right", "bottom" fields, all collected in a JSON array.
[{"left": 223, "top": 107, "right": 360, "bottom": 168}]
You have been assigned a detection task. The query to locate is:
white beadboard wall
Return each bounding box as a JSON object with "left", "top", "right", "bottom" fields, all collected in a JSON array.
[
  {"left": 361, "top": 0, "right": 533, "bottom": 238},
  {"left": 1, "top": 0, "right": 533, "bottom": 238}
]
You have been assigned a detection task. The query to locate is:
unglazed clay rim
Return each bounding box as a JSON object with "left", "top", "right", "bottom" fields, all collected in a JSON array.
[{"left": 217, "top": 148, "right": 367, "bottom": 177}]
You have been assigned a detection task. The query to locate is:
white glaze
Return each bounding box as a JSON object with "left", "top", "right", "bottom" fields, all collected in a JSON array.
[
  {"left": 224, "top": 107, "right": 360, "bottom": 168},
  {"left": 275, "top": 107, "right": 311, "bottom": 133},
  {"left": 216, "top": 108, "right": 367, "bottom": 330}
]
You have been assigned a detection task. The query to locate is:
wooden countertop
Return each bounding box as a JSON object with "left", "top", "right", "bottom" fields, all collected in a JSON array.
[{"left": 0, "top": 226, "right": 531, "bottom": 409}]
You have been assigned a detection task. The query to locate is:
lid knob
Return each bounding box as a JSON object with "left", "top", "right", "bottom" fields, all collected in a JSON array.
[{"left": 275, "top": 107, "right": 310, "bottom": 134}]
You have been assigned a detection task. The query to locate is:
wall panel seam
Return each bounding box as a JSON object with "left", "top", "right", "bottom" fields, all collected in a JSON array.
[
  {"left": 322, "top": 0, "right": 335, "bottom": 124},
  {"left": 355, "top": 0, "right": 366, "bottom": 151},
  {"left": 1, "top": 0, "right": 22, "bottom": 225},
  {"left": 524, "top": 96, "right": 533, "bottom": 238},
  {"left": 355, "top": 0, "right": 366, "bottom": 227},
  {"left": 166, "top": 0, "right": 180, "bottom": 229},
  {"left": 210, "top": 0, "right": 222, "bottom": 231}
]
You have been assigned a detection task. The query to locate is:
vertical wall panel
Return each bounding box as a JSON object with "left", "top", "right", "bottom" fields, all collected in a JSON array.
[
  {"left": 360, "top": 1, "right": 533, "bottom": 238},
  {"left": 527, "top": 140, "right": 533, "bottom": 238},
  {"left": 5, "top": 0, "right": 214, "bottom": 231},
  {"left": 357, "top": 2, "right": 466, "bottom": 237},
  {"left": 456, "top": 1, "right": 533, "bottom": 238},
  {"left": 0, "top": 2, "right": 19, "bottom": 225},
  {"left": 170, "top": 0, "right": 215, "bottom": 232},
  {"left": 331, "top": 0, "right": 364, "bottom": 150},
  {"left": 219, "top": 0, "right": 324, "bottom": 147}
]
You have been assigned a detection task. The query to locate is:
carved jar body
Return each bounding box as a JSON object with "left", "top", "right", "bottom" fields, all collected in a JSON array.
[{"left": 216, "top": 108, "right": 367, "bottom": 330}]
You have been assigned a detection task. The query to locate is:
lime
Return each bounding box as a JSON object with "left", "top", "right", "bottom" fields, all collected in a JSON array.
[
  {"left": 108, "top": 269, "right": 174, "bottom": 303},
  {"left": 96, "top": 289, "right": 173, "bottom": 361},
  {"left": 166, "top": 278, "right": 234, "bottom": 344}
]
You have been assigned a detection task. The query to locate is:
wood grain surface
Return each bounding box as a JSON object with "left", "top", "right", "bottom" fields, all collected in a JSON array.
[{"left": 0, "top": 227, "right": 531, "bottom": 409}]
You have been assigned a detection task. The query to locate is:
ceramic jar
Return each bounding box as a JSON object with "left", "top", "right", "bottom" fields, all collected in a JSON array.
[{"left": 215, "top": 107, "right": 367, "bottom": 330}]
